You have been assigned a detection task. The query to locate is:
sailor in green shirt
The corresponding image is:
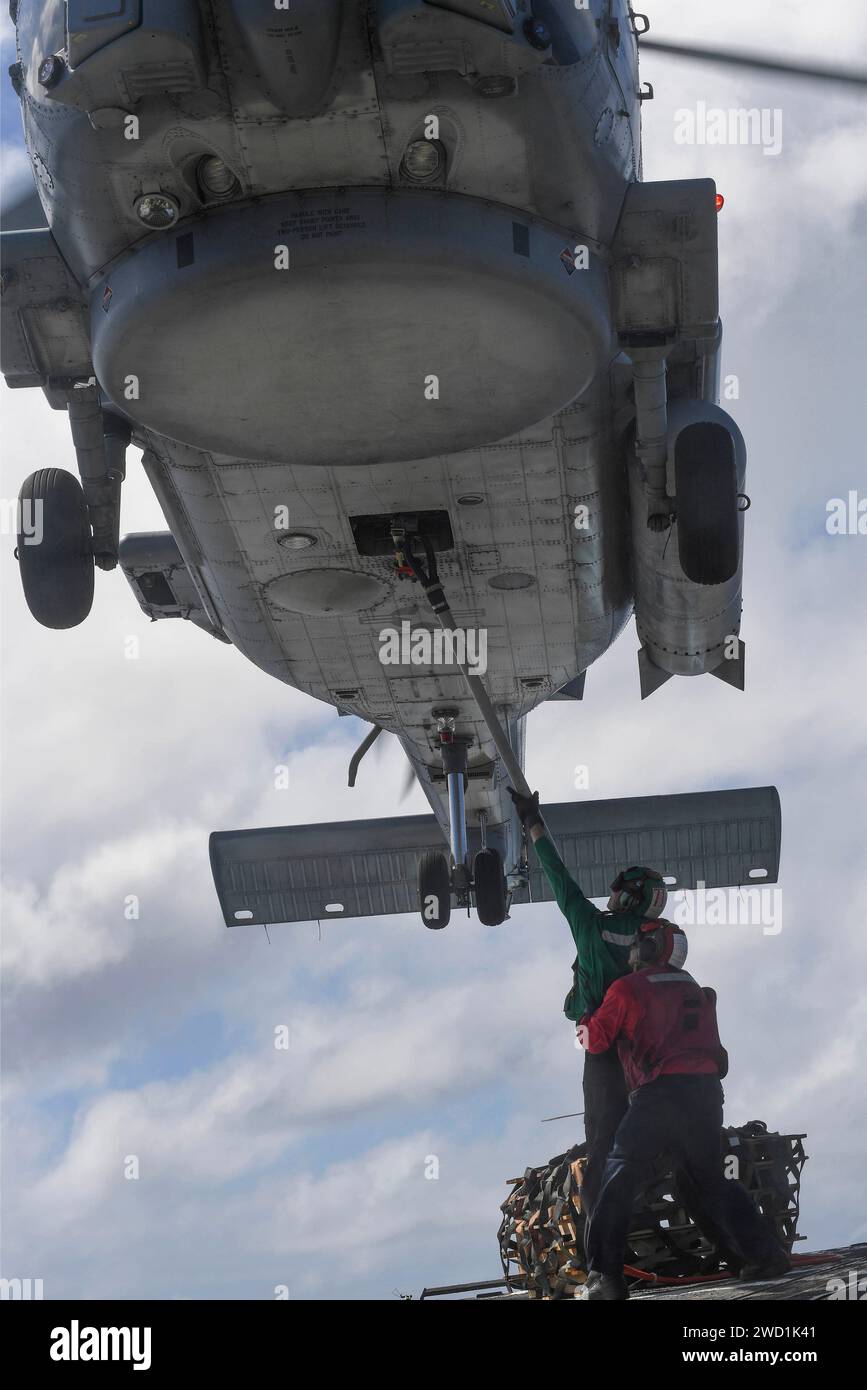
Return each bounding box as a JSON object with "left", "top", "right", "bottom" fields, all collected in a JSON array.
[{"left": 508, "top": 787, "right": 670, "bottom": 1220}]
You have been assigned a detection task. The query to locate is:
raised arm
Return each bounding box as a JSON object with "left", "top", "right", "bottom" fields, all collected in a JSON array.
[{"left": 508, "top": 789, "right": 602, "bottom": 944}]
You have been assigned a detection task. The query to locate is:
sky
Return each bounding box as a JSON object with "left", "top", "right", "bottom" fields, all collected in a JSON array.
[{"left": 1, "top": 2, "right": 866, "bottom": 1300}]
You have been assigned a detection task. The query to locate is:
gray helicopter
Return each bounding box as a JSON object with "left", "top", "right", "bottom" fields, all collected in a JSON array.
[{"left": 5, "top": 3, "right": 858, "bottom": 931}]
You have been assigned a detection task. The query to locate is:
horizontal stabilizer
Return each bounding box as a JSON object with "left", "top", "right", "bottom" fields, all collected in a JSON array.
[
  {"left": 210, "top": 786, "right": 780, "bottom": 928},
  {"left": 211, "top": 814, "right": 445, "bottom": 927},
  {"left": 524, "top": 785, "right": 780, "bottom": 905}
]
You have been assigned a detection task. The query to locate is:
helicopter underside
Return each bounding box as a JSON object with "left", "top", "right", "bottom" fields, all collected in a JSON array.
[
  {"left": 92, "top": 188, "right": 611, "bottom": 468},
  {"left": 135, "top": 364, "right": 634, "bottom": 835}
]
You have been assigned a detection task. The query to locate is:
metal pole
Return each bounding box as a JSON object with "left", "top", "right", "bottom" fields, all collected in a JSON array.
[
  {"left": 447, "top": 770, "right": 468, "bottom": 869},
  {"left": 433, "top": 602, "right": 531, "bottom": 796},
  {"left": 402, "top": 539, "right": 532, "bottom": 797}
]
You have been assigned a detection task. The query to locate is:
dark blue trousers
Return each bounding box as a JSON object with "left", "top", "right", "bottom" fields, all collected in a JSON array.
[
  {"left": 586, "top": 1074, "right": 782, "bottom": 1276},
  {"left": 581, "top": 1047, "right": 629, "bottom": 1217}
]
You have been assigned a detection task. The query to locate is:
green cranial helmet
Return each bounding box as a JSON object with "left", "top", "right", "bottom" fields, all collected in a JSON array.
[{"left": 607, "top": 866, "right": 668, "bottom": 918}]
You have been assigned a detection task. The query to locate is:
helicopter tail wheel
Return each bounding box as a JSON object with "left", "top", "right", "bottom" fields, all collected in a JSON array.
[
  {"left": 418, "top": 850, "right": 451, "bottom": 929},
  {"left": 16, "top": 469, "right": 94, "bottom": 629},
  {"left": 674, "top": 423, "right": 739, "bottom": 586},
  {"left": 473, "top": 847, "right": 508, "bottom": 926}
]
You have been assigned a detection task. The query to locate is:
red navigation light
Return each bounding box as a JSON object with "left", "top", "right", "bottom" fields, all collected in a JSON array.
[{"left": 716, "top": 193, "right": 725, "bottom": 212}]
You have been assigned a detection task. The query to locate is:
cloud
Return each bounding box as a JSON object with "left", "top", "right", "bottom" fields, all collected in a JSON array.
[
  {"left": 641, "top": 33, "right": 867, "bottom": 329},
  {"left": 0, "top": 142, "right": 32, "bottom": 200},
  {"left": 2, "top": 822, "right": 207, "bottom": 989}
]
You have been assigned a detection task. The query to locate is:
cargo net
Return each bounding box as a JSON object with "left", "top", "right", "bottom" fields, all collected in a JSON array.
[{"left": 498, "top": 1121, "right": 807, "bottom": 1299}]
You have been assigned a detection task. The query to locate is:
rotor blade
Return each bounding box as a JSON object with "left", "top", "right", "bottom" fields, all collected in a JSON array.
[{"left": 641, "top": 38, "right": 867, "bottom": 89}]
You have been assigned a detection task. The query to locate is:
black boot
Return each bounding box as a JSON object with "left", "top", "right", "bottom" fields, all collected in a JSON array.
[
  {"left": 578, "top": 1270, "right": 629, "bottom": 1301},
  {"left": 738, "top": 1251, "right": 792, "bottom": 1282}
]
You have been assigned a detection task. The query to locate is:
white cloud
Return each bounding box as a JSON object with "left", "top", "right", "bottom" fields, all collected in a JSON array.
[
  {"left": 1, "top": 821, "right": 206, "bottom": 988},
  {"left": 0, "top": 142, "right": 32, "bottom": 200}
]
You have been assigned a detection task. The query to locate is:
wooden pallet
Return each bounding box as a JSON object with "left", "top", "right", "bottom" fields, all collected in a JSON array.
[{"left": 498, "top": 1122, "right": 808, "bottom": 1299}]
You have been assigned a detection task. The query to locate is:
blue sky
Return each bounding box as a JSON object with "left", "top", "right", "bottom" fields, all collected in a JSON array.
[{"left": 1, "top": 1, "right": 866, "bottom": 1299}]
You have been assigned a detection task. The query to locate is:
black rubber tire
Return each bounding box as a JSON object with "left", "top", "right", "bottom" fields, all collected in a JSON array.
[
  {"left": 473, "top": 847, "right": 508, "bottom": 926},
  {"left": 418, "top": 850, "right": 451, "bottom": 929},
  {"left": 17, "top": 469, "right": 94, "bottom": 629},
  {"left": 674, "top": 423, "right": 739, "bottom": 586}
]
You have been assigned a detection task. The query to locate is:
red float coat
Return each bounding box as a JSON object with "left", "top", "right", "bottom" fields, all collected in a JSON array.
[{"left": 579, "top": 966, "right": 729, "bottom": 1092}]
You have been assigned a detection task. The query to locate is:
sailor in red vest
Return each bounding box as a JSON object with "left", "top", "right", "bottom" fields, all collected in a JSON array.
[{"left": 577, "top": 919, "right": 791, "bottom": 1301}]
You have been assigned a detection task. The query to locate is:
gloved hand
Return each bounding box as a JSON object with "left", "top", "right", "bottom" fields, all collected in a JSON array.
[{"left": 508, "top": 787, "right": 543, "bottom": 830}]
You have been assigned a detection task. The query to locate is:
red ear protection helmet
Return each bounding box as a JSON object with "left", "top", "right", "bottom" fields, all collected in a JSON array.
[{"left": 633, "top": 919, "right": 688, "bottom": 970}]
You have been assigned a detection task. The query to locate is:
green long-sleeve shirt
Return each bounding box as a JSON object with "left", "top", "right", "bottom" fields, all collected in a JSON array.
[{"left": 533, "top": 833, "right": 645, "bottom": 1022}]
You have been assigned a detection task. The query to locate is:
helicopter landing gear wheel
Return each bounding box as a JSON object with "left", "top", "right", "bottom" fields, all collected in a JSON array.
[
  {"left": 473, "top": 847, "right": 508, "bottom": 926},
  {"left": 418, "top": 850, "right": 451, "bottom": 929},
  {"left": 16, "top": 469, "right": 94, "bottom": 629},
  {"left": 674, "top": 423, "right": 739, "bottom": 586}
]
